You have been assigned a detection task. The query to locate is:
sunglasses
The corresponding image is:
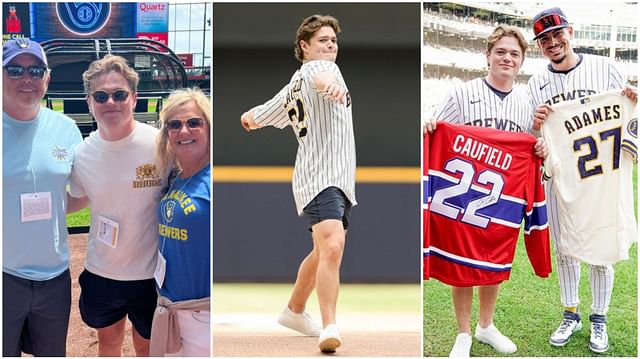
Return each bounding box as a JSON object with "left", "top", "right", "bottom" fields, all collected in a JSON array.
[
  {"left": 91, "top": 90, "right": 131, "bottom": 104},
  {"left": 4, "top": 65, "right": 48, "bottom": 79},
  {"left": 533, "top": 14, "right": 567, "bottom": 38},
  {"left": 166, "top": 117, "right": 205, "bottom": 131}
]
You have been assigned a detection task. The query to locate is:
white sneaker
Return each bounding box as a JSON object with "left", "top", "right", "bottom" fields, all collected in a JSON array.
[
  {"left": 589, "top": 314, "right": 609, "bottom": 353},
  {"left": 277, "top": 307, "right": 322, "bottom": 336},
  {"left": 449, "top": 333, "right": 472, "bottom": 357},
  {"left": 549, "top": 311, "right": 582, "bottom": 347},
  {"left": 474, "top": 323, "right": 517, "bottom": 354},
  {"left": 318, "top": 324, "right": 342, "bottom": 353}
]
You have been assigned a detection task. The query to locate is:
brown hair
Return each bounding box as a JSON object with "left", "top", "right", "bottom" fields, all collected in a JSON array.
[
  {"left": 82, "top": 54, "right": 139, "bottom": 95},
  {"left": 156, "top": 88, "right": 211, "bottom": 173},
  {"left": 486, "top": 25, "right": 528, "bottom": 58},
  {"left": 294, "top": 14, "right": 341, "bottom": 62}
]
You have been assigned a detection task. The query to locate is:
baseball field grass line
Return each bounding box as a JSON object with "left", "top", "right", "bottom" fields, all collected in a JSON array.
[
  {"left": 44, "top": 99, "right": 160, "bottom": 112},
  {"left": 213, "top": 283, "right": 422, "bottom": 313}
]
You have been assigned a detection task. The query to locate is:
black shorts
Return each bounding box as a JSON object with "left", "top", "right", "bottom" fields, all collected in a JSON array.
[
  {"left": 3, "top": 270, "right": 71, "bottom": 357},
  {"left": 303, "top": 186, "right": 352, "bottom": 231},
  {"left": 78, "top": 269, "right": 157, "bottom": 339}
]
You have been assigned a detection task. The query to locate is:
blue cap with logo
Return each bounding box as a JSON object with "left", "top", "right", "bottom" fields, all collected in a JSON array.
[
  {"left": 3, "top": 38, "right": 48, "bottom": 67},
  {"left": 532, "top": 7, "right": 570, "bottom": 40}
]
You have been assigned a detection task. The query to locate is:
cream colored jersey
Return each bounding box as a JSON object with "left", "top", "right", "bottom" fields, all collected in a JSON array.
[{"left": 542, "top": 90, "right": 637, "bottom": 265}]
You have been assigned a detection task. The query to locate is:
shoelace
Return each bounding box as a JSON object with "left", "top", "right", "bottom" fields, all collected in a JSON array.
[
  {"left": 592, "top": 323, "right": 605, "bottom": 340},
  {"left": 557, "top": 318, "right": 574, "bottom": 334}
]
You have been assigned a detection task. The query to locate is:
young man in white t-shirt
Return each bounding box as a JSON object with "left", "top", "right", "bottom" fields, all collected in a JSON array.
[{"left": 68, "top": 55, "right": 167, "bottom": 356}]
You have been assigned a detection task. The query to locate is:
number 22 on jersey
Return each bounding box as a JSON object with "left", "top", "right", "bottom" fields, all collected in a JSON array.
[{"left": 430, "top": 158, "right": 504, "bottom": 229}]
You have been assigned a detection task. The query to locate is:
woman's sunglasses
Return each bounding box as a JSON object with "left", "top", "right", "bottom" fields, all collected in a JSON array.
[
  {"left": 91, "top": 90, "right": 131, "bottom": 104},
  {"left": 165, "top": 117, "right": 205, "bottom": 131}
]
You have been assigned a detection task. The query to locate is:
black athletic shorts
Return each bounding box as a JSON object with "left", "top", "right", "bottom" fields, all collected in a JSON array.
[
  {"left": 78, "top": 269, "right": 157, "bottom": 339},
  {"left": 303, "top": 186, "right": 352, "bottom": 231}
]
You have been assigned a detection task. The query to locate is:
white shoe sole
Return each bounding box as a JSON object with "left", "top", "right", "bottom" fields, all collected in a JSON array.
[
  {"left": 589, "top": 343, "right": 609, "bottom": 353},
  {"left": 277, "top": 317, "right": 320, "bottom": 337},
  {"left": 319, "top": 338, "right": 341, "bottom": 353},
  {"left": 475, "top": 337, "right": 516, "bottom": 354},
  {"left": 549, "top": 339, "right": 570, "bottom": 347},
  {"left": 549, "top": 322, "right": 582, "bottom": 347}
]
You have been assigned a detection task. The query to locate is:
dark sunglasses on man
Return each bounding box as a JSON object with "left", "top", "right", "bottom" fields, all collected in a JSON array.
[
  {"left": 165, "top": 117, "right": 205, "bottom": 131},
  {"left": 4, "top": 65, "right": 48, "bottom": 79},
  {"left": 91, "top": 89, "right": 131, "bottom": 104}
]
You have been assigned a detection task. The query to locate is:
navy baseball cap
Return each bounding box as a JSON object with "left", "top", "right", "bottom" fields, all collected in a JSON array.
[
  {"left": 3, "top": 38, "right": 48, "bottom": 67},
  {"left": 532, "top": 7, "right": 570, "bottom": 40}
]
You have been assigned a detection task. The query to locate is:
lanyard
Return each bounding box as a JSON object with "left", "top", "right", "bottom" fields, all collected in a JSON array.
[{"left": 9, "top": 124, "right": 38, "bottom": 193}]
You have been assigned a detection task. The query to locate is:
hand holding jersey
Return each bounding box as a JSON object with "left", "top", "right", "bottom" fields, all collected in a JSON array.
[
  {"left": 621, "top": 86, "right": 638, "bottom": 103},
  {"left": 425, "top": 25, "right": 543, "bottom": 356},
  {"left": 533, "top": 86, "right": 637, "bottom": 132},
  {"left": 527, "top": 7, "right": 636, "bottom": 353},
  {"left": 540, "top": 90, "right": 637, "bottom": 265}
]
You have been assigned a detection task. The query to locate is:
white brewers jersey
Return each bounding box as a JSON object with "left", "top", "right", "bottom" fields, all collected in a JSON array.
[
  {"left": 254, "top": 60, "right": 356, "bottom": 215},
  {"left": 542, "top": 90, "right": 637, "bottom": 265},
  {"left": 434, "top": 78, "right": 533, "bottom": 133}
]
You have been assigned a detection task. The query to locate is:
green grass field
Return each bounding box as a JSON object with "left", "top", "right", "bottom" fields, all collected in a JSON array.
[
  {"left": 44, "top": 99, "right": 159, "bottom": 112},
  {"left": 424, "top": 165, "right": 638, "bottom": 357},
  {"left": 67, "top": 208, "right": 90, "bottom": 227},
  {"left": 213, "top": 283, "right": 421, "bottom": 314}
]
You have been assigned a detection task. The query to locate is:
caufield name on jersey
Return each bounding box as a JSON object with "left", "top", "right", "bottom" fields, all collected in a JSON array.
[
  {"left": 452, "top": 134, "right": 513, "bottom": 170},
  {"left": 563, "top": 104, "right": 621, "bottom": 135}
]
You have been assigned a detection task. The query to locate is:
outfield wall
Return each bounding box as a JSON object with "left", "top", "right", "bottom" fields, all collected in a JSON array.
[{"left": 213, "top": 180, "right": 420, "bottom": 283}]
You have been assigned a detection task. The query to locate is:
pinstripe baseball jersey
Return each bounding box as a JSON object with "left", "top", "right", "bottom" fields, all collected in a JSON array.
[
  {"left": 527, "top": 54, "right": 626, "bottom": 110},
  {"left": 527, "top": 53, "right": 630, "bottom": 263},
  {"left": 253, "top": 60, "right": 356, "bottom": 215},
  {"left": 423, "top": 122, "right": 551, "bottom": 286},
  {"left": 542, "top": 90, "right": 637, "bottom": 265},
  {"left": 434, "top": 78, "right": 533, "bottom": 132}
]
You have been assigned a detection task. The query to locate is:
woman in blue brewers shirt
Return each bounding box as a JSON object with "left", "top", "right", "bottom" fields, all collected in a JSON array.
[{"left": 149, "top": 88, "right": 211, "bottom": 357}]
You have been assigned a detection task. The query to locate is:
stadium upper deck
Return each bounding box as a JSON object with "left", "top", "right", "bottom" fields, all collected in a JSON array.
[{"left": 424, "top": 2, "right": 638, "bottom": 82}]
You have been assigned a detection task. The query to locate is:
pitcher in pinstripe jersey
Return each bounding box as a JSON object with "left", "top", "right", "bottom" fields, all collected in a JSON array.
[
  {"left": 526, "top": 7, "right": 637, "bottom": 353},
  {"left": 241, "top": 15, "right": 355, "bottom": 353},
  {"left": 425, "top": 25, "right": 548, "bottom": 357}
]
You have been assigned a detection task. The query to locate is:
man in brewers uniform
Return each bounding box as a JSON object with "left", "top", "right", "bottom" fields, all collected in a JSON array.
[
  {"left": 527, "top": 6, "right": 637, "bottom": 353},
  {"left": 425, "top": 25, "right": 548, "bottom": 357},
  {"left": 240, "top": 14, "right": 355, "bottom": 353}
]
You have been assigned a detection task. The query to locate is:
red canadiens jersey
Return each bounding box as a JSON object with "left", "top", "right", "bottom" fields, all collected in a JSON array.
[{"left": 423, "top": 122, "right": 551, "bottom": 286}]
